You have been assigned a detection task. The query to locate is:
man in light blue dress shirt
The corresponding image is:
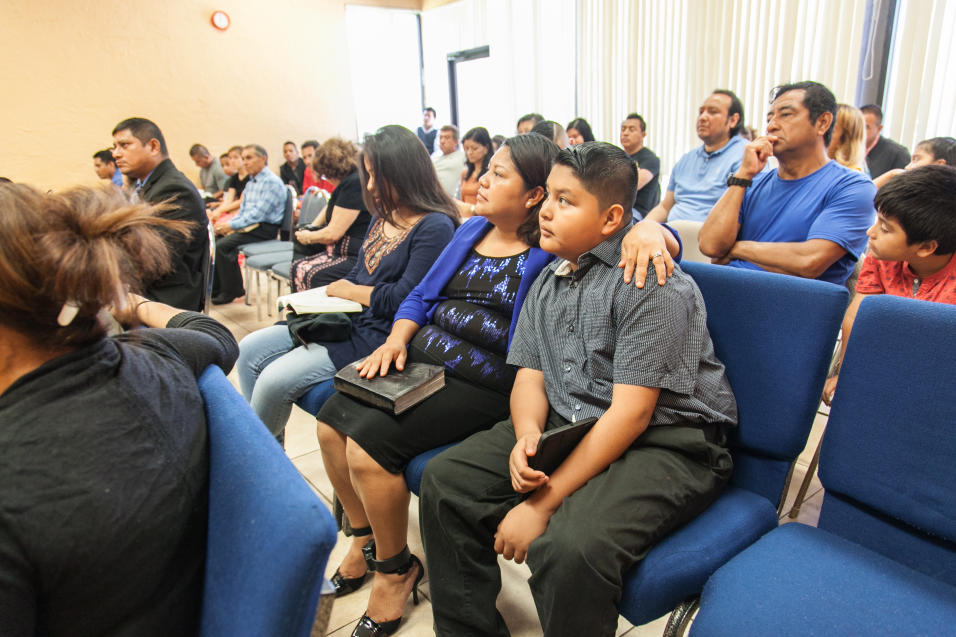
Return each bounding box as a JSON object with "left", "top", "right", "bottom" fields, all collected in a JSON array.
[
  {"left": 645, "top": 90, "right": 746, "bottom": 223},
  {"left": 211, "top": 144, "right": 287, "bottom": 304}
]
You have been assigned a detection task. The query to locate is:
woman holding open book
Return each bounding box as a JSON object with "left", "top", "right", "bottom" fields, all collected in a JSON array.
[
  {"left": 315, "top": 133, "right": 683, "bottom": 637},
  {"left": 236, "top": 125, "right": 457, "bottom": 438}
]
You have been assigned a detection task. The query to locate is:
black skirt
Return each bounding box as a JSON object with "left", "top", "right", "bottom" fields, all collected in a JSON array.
[{"left": 317, "top": 374, "right": 510, "bottom": 474}]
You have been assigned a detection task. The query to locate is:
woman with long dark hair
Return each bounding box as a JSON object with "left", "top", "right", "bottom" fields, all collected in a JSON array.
[
  {"left": 566, "top": 117, "right": 596, "bottom": 145},
  {"left": 237, "top": 125, "right": 458, "bottom": 437},
  {"left": 457, "top": 126, "right": 493, "bottom": 215},
  {"left": 316, "top": 133, "right": 682, "bottom": 637},
  {"left": 0, "top": 184, "right": 238, "bottom": 635}
]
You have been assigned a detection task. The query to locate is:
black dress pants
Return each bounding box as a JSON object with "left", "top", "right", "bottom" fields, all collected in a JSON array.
[
  {"left": 419, "top": 413, "right": 733, "bottom": 637},
  {"left": 213, "top": 223, "right": 279, "bottom": 298}
]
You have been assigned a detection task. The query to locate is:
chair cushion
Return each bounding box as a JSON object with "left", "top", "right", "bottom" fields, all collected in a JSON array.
[
  {"left": 691, "top": 522, "right": 956, "bottom": 637},
  {"left": 241, "top": 240, "right": 293, "bottom": 257},
  {"left": 245, "top": 249, "right": 293, "bottom": 270},
  {"left": 619, "top": 486, "right": 778, "bottom": 624},
  {"left": 294, "top": 379, "right": 336, "bottom": 417},
  {"left": 270, "top": 261, "right": 292, "bottom": 280},
  {"left": 405, "top": 444, "right": 457, "bottom": 495}
]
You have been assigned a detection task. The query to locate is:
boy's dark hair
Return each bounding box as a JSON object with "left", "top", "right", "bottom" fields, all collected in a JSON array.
[
  {"left": 555, "top": 142, "right": 637, "bottom": 220},
  {"left": 424, "top": 106, "right": 436, "bottom": 117},
  {"left": 771, "top": 81, "right": 837, "bottom": 145},
  {"left": 93, "top": 149, "right": 115, "bottom": 164},
  {"left": 301, "top": 139, "right": 319, "bottom": 151},
  {"left": 860, "top": 104, "right": 883, "bottom": 123},
  {"left": 917, "top": 136, "right": 956, "bottom": 163},
  {"left": 875, "top": 164, "right": 956, "bottom": 254},
  {"left": 625, "top": 113, "right": 646, "bottom": 132},
  {"left": 112, "top": 117, "right": 168, "bottom": 156},
  {"left": 712, "top": 89, "right": 745, "bottom": 137}
]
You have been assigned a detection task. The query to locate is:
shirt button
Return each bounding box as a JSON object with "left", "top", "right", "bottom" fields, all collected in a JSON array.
[
  {"left": 574, "top": 404, "right": 581, "bottom": 411},
  {"left": 568, "top": 323, "right": 574, "bottom": 333},
  {"left": 564, "top": 364, "right": 572, "bottom": 372}
]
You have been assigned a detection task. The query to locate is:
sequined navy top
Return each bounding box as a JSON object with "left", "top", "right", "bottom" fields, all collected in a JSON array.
[{"left": 409, "top": 249, "right": 529, "bottom": 394}]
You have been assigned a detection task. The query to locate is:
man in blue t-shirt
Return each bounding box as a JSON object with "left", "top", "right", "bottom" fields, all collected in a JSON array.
[
  {"left": 646, "top": 90, "right": 747, "bottom": 224},
  {"left": 699, "top": 81, "right": 876, "bottom": 286}
]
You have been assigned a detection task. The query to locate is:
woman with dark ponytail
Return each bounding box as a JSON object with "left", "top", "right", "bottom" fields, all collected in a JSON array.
[{"left": 0, "top": 183, "right": 238, "bottom": 636}]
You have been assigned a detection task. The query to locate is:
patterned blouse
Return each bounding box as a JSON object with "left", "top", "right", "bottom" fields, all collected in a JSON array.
[{"left": 410, "top": 249, "right": 528, "bottom": 394}]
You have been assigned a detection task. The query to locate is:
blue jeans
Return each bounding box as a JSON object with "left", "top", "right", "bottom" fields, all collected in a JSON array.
[{"left": 237, "top": 325, "right": 337, "bottom": 435}]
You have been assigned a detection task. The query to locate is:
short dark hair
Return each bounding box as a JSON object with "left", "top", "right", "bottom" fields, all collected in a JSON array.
[
  {"left": 624, "top": 113, "right": 646, "bottom": 132},
  {"left": 227, "top": 145, "right": 243, "bottom": 155},
  {"left": 916, "top": 137, "right": 956, "bottom": 163},
  {"left": 424, "top": 107, "right": 436, "bottom": 117},
  {"left": 502, "top": 133, "right": 560, "bottom": 246},
  {"left": 530, "top": 120, "right": 566, "bottom": 145},
  {"left": 440, "top": 124, "right": 459, "bottom": 141},
  {"left": 771, "top": 81, "right": 837, "bottom": 145},
  {"left": 93, "top": 149, "right": 115, "bottom": 164},
  {"left": 111, "top": 117, "right": 168, "bottom": 156},
  {"left": 283, "top": 141, "right": 296, "bottom": 148},
  {"left": 301, "top": 139, "right": 319, "bottom": 151},
  {"left": 219, "top": 152, "right": 230, "bottom": 160},
  {"left": 566, "top": 118, "right": 595, "bottom": 143},
  {"left": 555, "top": 142, "right": 637, "bottom": 220},
  {"left": 711, "top": 89, "right": 745, "bottom": 137},
  {"left": 188, "top": 144, "right": 209, "bottom": 157},
  {"left": 875, "top": 164, "right": 956, "bottom": 254},
  {"left": 517, "top": 113, "right": 544, "bottom": 128},
  {"left": 860, "top": 104, "right": 883, "bottom": 124}
]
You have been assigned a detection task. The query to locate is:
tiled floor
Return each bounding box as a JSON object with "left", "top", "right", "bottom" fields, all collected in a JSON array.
[{"left": 211, "top": 291, "right": 825, "bottom": 637}]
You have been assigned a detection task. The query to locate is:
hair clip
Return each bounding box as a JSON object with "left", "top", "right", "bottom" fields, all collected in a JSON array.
[{"left": 57, "top": 301, "right": 80, "bottom": 327}]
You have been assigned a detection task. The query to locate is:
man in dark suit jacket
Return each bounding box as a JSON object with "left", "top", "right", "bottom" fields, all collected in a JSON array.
[{"left": 112, "top": 117, "right": 209, "bottom": 311}]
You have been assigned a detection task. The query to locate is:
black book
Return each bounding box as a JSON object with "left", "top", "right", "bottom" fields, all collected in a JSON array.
[
  {"left": 528, "top": 417, "right": 599, "bottom": 475},
  {"left": 333, "top": 362, "right": 446, "bottom": 415}
]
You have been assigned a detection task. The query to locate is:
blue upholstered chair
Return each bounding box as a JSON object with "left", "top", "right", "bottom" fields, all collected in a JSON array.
[
  {"left": 197, "top": 365, "right": 338, "bottom": 637},
  {"left": 690, "top": 295, "right": 956, "bottom": 636},
  {"left": 242, "top": 186, "right": 298, "bottom": 317},
  {"left": 403, "top": 261, "right": 848, "bottom": 635}
]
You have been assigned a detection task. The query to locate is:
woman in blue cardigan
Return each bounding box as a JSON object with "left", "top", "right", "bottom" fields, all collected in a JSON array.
[{"left": 315, "top": 133, "right": 682, "bottom": 637}]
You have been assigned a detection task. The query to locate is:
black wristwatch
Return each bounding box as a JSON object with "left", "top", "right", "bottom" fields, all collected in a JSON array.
[{"left": 726, "top": 175, "right": 753, "bottom": 188}]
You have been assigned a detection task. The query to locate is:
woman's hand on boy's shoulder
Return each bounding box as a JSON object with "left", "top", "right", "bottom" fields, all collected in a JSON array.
[{"left": 619, "top": 219, "right": 675, "bottom": 288}]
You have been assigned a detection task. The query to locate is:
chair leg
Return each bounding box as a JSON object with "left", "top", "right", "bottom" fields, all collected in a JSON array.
[
  {"left": 255, "top": 270, "right": 263, "bottom": 321},
  {"left": 243, "top": 264, "right": 252, "bottom": 306},
  {"left": 663, "top": 597, "right": 699, "bottom": 637},
  {"left": 788, "top": 434, "right": 824, "bottom": 519}
]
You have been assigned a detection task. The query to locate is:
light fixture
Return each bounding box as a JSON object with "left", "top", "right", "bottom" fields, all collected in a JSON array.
[{"left": 211, "top": 11, "right": 230, "bottom": 31}]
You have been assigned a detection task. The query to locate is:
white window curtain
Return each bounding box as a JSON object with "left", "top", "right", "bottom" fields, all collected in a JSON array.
[
  {"left": 420, "top": 0, "right": 576, "bottom": 138},
  {"left": 576, "top": 0, "right": 867, "bottom": 178},
  {"left": 883, "top": 0, "right": 956, "bottom": 151}
]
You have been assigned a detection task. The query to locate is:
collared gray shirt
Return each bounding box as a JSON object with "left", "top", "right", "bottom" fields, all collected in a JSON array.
[{"left": 507, "top": 225, "right": 737, "bottom": 429}]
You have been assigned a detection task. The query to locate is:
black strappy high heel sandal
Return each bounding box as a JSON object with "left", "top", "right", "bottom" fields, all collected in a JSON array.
[
  {"left": 330, "top": 526, "right": 376, "bottom": 597},
  {"left": 350, "top": 546, "right": 424, "bottom": 637}
]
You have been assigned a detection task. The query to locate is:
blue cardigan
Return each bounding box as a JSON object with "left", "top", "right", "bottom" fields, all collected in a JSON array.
[{"left": 392, "top": 217, "right": 553, "bottom": 347}]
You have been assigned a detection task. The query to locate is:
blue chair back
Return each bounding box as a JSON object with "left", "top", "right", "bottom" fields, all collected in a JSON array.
[
  {"left": 818, "top": 295, "right": 956, "bottom": 585},
  {"left": 680, "top": 261, "right": 848, "bottom": 504},
  {"left": 197, "top": 365, "right": 338, "bottom": 637},
  {"left": 280, "top": 186, "right": 297, "bottom": 241}
]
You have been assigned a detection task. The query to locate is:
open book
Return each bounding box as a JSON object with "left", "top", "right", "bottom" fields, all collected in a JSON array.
[
  {"left": 334, "top": 362, "right": 446, "bottom": 415},
  {"left": 276, "top": 286, "right": 363, "bottom": 314}
]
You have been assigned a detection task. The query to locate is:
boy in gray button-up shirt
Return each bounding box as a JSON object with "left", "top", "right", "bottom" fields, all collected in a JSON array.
[{"left": 420, "top": 142, "right": 737, "bottom": 637}]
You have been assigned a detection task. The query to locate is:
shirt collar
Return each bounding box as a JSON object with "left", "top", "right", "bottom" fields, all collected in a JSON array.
[
  {"left": 549, "top": 223, "right": 631, "bottom": 276},
  {"left": 697, "top": 134, "right": 744, "bottom": 159}
]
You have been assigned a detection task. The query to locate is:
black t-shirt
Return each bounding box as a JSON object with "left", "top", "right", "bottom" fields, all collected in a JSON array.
[
  {"left": 629, "top": 147, "right": 662, "bottom": 216},
  {"left": 292, "top": 170, "right": 371, "bottom": 260},
  {"left": 866, "top": 136, "right": 910, "bottom": 178},
  {"left": 280, "top": 159, "right": 306, "bottom": 194},
  {"left": 226, "top": 173, "right": 250, "bottom": 198},
  {"left": 0, "top": 313, "right": 238, "bottom": 637}
]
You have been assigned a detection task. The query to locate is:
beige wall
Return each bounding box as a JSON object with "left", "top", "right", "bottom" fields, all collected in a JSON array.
[{"left": 1, "top": 0, "right": 419, "bottom": 191}]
